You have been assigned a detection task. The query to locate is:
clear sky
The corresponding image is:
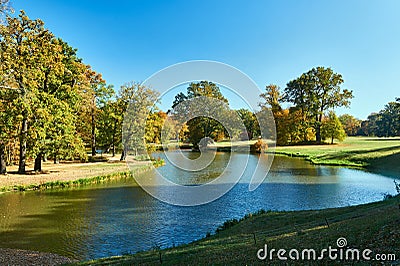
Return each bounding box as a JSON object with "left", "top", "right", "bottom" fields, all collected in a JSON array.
[{"left": 11, "top": 0, "right": 400, "bottom": 119}]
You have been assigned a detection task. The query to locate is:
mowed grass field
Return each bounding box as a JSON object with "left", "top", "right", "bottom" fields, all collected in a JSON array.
[{"left": 274, "top": 137, "right": 400, "bottom": 177}]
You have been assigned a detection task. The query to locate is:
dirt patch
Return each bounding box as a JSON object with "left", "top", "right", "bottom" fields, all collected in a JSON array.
[
  {"left": 0, "top": 159, "right": 150, "bottom": 189},
  {"left": 0, "top": 248, "right": 77, "bottom": 265}
]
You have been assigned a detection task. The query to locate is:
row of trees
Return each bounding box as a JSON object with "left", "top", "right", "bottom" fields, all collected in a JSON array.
[
  {"left": 168, "top": 67, "right": 353, "bottom": 148},
  {"left": 338, "top": 98, "right": 400, "bottom": 138},
  {"left": 0, "top": 11, "right": 169, "bottom": 174},
  {"left": 259, "top": 67, "right": 352, "bottom": 145}
]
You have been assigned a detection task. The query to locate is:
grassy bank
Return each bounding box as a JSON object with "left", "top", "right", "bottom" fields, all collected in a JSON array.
[
  {"left": 0, "top": 158, "right": 164, "bottom": 192},
  {"left": 75, "top": 195, "right": 400, "bottom": 265},
  {"left": 274, "top": 137, "right": 400, "bottom": 177}
]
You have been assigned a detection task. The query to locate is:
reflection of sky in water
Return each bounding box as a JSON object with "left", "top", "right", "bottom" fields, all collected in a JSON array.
[{"left": 0, "top": 153, "right": 396, "bottom": 260}]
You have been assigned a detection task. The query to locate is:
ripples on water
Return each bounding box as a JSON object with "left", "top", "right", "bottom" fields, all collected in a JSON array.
[{"left": 0, "top": 153, "right": 396, "bottom": 260}]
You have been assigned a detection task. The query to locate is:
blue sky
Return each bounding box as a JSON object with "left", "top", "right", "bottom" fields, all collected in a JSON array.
[{"left": 12, "top": 0, "right": 400, "bottom": 119}]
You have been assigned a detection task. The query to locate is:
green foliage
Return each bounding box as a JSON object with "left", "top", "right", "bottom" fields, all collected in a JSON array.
[
  {"left": 321, "top": 111, "right": 347, "bottom": 144},
  {"left": 216, "top": 218, "right": 240, "bottom": 233},
  {"left": 171, "top": 81, "right": 239, "bottom": 148},
  {"left": 284, "top": 67, "right": 353, "bottom": 143},
  {"left": 359, "top": 98, "right": 400, "bottom": 137},
  {"left": 120, "top": 82, "right": 160, "bottom": 160},
  {"left": 97, "top": 93, "right": 123, "bottom": 156},
  {"left": 236, "top": 109, "right": 260, "bottom": 140},
  {"left": 0, "top": 11, "right": 102, "bottom": 172}
]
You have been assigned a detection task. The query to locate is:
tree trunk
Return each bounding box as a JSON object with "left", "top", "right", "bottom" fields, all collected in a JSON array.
[
  {"left": 112, "top": 120, "right": 116, "bottom": 157},
  {"left": 91, "top": 108, "right": 96, "bottom": 156},
  {"left": 331, "top": 135, "right": 334, "bottom": 144},
  {"left": 315, "top": 115, "right": 322, "bottom": 144},
  {"left": 120, "top": 147, "right": 127, "bottom": 161},
  {"left": 18, "top": 116, "right": 28, "bottom": 174},
  {"left": 54, "top": 151, "right": 59, "bottom": 164},
  {"left": 34, "top": 152, "right": 42, "bottom": 172},
  {"left": 0, "top": 143, "right": 6, "bottom": 174},
  {"left": 316, "top": 125, "right": 321, "bottom": 144},
  {"left": 112, "top": 142, "right": 115, "bottom": 157}
]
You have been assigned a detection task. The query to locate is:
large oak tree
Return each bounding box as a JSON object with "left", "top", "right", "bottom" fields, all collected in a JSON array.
[{"left": 284, "top": 67, "right": 353, "bottom": 143}]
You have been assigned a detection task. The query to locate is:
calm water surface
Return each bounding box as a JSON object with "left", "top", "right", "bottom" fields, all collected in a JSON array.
[{"left": 0, "top": 152, "right": 397, "bottom": 260}]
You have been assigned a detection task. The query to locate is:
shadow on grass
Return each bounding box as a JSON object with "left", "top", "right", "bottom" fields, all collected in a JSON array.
[
  {"left": 317, "top": 145, "right": 400, "bottom": 161},
  {"left": 364, "top": 137, "right": 400, "bottom": 142}
]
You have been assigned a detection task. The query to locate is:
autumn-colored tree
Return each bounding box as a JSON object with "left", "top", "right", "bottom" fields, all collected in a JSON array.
[
  {"left": 259, "top": 84, "right": 313, "bottom": 145},
  {"left": 145, "top": 111, "right": 170, "bottom": 144},
  {"left": 338, "top": 114, "right": 361, "bottom": 136}
]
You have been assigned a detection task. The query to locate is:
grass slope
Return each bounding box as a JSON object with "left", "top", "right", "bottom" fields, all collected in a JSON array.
[{"left": 75, "top": 196, "right": 400, "bottom": 265}]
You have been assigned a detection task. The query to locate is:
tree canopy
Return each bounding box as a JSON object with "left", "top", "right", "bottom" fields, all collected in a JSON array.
[{"left": 284, "top": 67, "right": 353, "bottom": 143}]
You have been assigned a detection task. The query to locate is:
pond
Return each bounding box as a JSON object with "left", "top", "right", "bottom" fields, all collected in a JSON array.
[{"left": 0, "top": 152, "right": 397, "bottom": 260}]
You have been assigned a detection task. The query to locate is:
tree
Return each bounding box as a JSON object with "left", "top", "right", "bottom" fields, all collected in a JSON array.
[
  {"left": 284, "top": 67, "right": 353, "bottom": 144},
  {"left": 338, "top": 114, "right": 361, "bottom": 136},
  {"left": 362, "top": 99, "right": 400, "bottom": 137},
  {"left": 376, "top": 101, "right": 400, "bottom": 137},
  {"left": 0, "top": 0, "right": 12, "bottom": 23},
  {"left": 1, "top": 11, "right": 96, "bottom": 173},
  {"left": 145, "top": 111, "right": 172, "bottom": 144},
  {"left": 171, "top": 81, "right": 239, "bottom": 148},
  {"left": 97, "top": 98, "right": 124, "bottom": 157},
  {"left": 120, "top": 82, "right": 160, "bottom": 161},
  {"left": 0, "top": 87, "right": 17, "bottom": 174},
  {"left": 321, "top": 111, "right": 346, "bottom": 144},
  {"left": 259, "top": 85, "right": 311, "bottom": 145},
  {"left": 0, "top": 11, "right": 65, "bottom": 173},
  {"left": 236, "top": 109, "right": 260, "bottom": 140},
  {"left": 259, "top": 84, "right": 283, "bottom": 114}
]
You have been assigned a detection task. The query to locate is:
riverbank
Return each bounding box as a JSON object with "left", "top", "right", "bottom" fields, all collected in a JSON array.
[
  {"left": 274, "top": 136, "right": 400, "bottom": 177},
  {"left": 0, "top": 156, "right": 158, "bottom": 192},
  {"left": 76, "top": 194, "right": 400, "bottom": 265}
]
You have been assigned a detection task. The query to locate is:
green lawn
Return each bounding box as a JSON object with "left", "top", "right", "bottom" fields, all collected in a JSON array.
[{"left": 273, "top": 137, "right": 400, "bottom": 177}]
